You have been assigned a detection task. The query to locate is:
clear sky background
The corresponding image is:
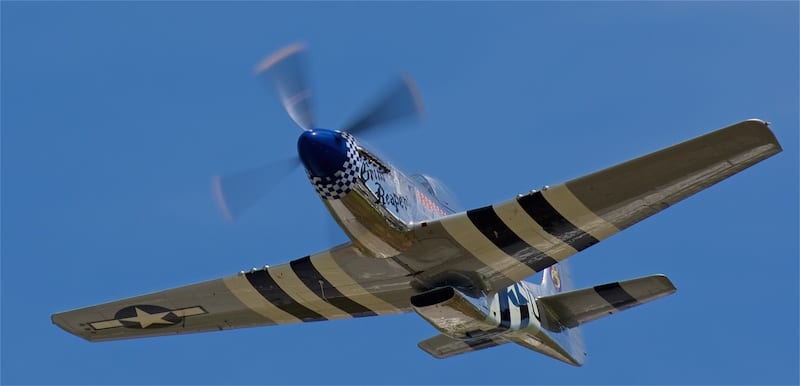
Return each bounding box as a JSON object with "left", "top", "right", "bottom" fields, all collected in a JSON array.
[{"left": 2, "top": 2, "right": 798, "bottom": 385}]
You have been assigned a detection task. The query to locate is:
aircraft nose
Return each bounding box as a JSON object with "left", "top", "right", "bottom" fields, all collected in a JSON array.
[{"left": 297, "top": 129, "right": 350, "bottom": 178}]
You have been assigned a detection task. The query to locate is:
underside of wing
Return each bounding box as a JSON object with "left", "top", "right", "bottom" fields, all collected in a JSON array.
[
  {"left": 404, "top": 120, "right": 781, "bottom": 293},
  {"left": 52, "top": 243, "right": 415, "bottom": 341}
]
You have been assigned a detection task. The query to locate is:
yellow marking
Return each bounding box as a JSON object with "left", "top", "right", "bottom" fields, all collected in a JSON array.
[
  {"left": 90, "top": 320, "right": 122, "bottom": 330},
  {"left": 542, "top": 184, "right": 620, "bottom": 240},
  {"left": 440, "top": 213, "right": 535, "bottom": 283},
  {"left": 550, "top": 265, "right": 562, "bottom": 290},
  {"left": 119, "top": 307, "right": 174, "bottom": 328},
  {"left": 311, "top": 251, "right": 402, "bottom": 315},
  {"left": 268, "top": 264, "right": 352, "bottom": 320},
  {"left": 222, "top": 275, "right": 300, "bottom": 324},
  {"left": 493, "top": 199, "right": 578, "bottom": 262},
  {"left": 172, "top": 307, "right": 206, "bottom": 318},
  {"left": 255, "top": 43, "right": 305, "bottom": 73}
]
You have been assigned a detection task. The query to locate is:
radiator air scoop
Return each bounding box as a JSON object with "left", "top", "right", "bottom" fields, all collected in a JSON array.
[{"left": 410, "top": 287, "right": 498, "bottom": 339}]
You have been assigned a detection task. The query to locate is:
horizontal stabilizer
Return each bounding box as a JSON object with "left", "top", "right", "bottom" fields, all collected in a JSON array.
[
  {"left": 537, "top": 274, "right": 676, "bottom": 331},
  {"left": 418, "top": 334, "right": 508, "bottom": 359}
]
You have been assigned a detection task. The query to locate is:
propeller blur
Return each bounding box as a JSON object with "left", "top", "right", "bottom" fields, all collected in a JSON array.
[{"left": 213, "top": 43, "right": 424, "bottom": 221}]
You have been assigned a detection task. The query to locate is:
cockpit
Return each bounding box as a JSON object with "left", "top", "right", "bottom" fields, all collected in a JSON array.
[{"left": 411, "top": 174, "right": 461, "bottom": 214}]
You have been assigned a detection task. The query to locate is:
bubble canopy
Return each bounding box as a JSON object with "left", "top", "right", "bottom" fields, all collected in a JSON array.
[{"left": 411, "top": 174, "right": 461, "bottom": 214}]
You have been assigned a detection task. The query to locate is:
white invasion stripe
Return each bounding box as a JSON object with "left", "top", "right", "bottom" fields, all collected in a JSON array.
[
  {"left": 310, "top": 250, "right": 403, "bottom": 315},
  {"left": 493, "top": 199, "right": 578, "bottom": 261},
  {"left": 440, "top": 213, "right": 535, "bottom": 282},
  {"left": 329, "top": 200, "right": 400, "bottom": 258},
  {"left": 542, "top": 184, "right": 620, "bottom": 240},
  {"left": 489, "top": 294, "right": 501, "bottom": 325},
  {"left": 268, "top": 264, "right": 352, "bottom": 319},
  {"left": 221, "top": 275, "right": 300, "bottom": 324}
]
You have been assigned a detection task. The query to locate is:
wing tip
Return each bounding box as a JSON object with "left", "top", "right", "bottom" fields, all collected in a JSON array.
[
  {"left": 650, "top": 274, "right": 678, "bottom": 294},
  {"left": 743, "top": 118, "right": 783, "bottom": 152},
  {"left": 51, "top": 312, "right": 96, "bottom": 342}
]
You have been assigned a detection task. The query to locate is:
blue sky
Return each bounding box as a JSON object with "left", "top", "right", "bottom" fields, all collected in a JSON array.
[{"left": 2, "top": 2, "right": 798, "bottom": 385}]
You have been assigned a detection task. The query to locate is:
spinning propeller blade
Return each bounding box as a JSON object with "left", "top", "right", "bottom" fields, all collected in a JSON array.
[
  {"left": 256, "top": 43, "right": 315, "bottom": 131},
  {"left": 212, "top": 157, "right": 301, "bottom": 221},
  {"left": 215, "top": 44, "right": 425, "bottom": 222},
  {"left": 343, "top": 74, "right": 425, "bottom": 136}
]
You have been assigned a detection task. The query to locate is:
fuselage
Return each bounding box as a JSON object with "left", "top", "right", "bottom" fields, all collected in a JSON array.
[
  {"left": 298, "top": 128, "right": 455, "bottom": 257},
  {"left": 297, "top": 128, "right": 584, "bottom": 364}
]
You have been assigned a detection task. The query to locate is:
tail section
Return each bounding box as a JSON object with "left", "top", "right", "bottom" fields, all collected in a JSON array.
[
  {"left": 531, "top": 272, "right": 674, "bottom": 365},
  {"left": 412, "top": 266, "right": 675, "bottom": 366},
  {"left": 505, "top": 330, "right": 584, "bottom": 366},
  {"left": 541, "top": 262, "right": 574, "bottom": 295},
  {"left": 418, "top": 334, "right": 509, "bottom": 359},
  {"left": 537, "top": 274, "right": 676, "bottom": 330},
  {"left": 534, "top": 262, "right": 586, "bottom": 365}
]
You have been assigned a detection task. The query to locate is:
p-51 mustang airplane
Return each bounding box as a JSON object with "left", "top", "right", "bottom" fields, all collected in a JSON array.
[{"left": 52, "top": 44, "right": 782, "bottom": 366}]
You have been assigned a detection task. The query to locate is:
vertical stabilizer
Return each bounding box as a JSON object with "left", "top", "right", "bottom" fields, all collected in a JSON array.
[
  {"left": 541, "top": 262, "right": 574, "bottom": 295},
  {"left": 538, "top": 262, "right": 585, "bottom": 363}
]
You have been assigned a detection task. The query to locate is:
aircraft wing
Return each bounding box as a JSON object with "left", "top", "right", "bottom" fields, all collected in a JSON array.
[
  {"left": 406, "top": 119, "right": 781, "bottom": 292},
  {"left": 52, "top": 243, "right": 415, "bottom": 341}
]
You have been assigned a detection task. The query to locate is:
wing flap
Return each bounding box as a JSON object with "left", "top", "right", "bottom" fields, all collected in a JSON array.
[{"left": 537, "top": 274, "right": 676, "bottom": 330}]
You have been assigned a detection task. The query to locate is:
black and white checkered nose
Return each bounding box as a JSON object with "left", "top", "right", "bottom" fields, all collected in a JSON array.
[{"left": 297, "top": 129, "right": 360, "bottom": 200}]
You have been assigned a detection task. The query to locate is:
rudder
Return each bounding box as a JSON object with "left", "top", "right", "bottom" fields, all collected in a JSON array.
[{"left": 539, "top": 261, "right": 585, "bottom": 362}]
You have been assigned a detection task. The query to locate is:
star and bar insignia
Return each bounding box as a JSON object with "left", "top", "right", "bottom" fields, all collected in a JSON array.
[{"left": 89, "top": 305, "right": 207, "bottom": 330}]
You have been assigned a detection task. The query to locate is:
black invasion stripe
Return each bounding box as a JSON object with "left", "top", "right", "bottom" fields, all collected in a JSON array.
[
  {"left": 594, "top": 282, "right": 639, "bottom": 310},
  {"left": 244, "top": 269, "right": 326, "bottom": 322},
  {"left": 289, "top": 256, "right": 378, "bottom": 318},
  {"left": 519, "top": 301, "right": 530, "bottom": 329},
  {"left": 498, "top": 289, "right": 511, "bottom": 329},
  {"left": 465, "top": 337, "right": 500, "bottom": 350},
  {"left": 517, "top": 191, "right": 599, "bottom": 251},
  {"left": 466, "top": 206, "right": 556, "bottom": 272}
]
